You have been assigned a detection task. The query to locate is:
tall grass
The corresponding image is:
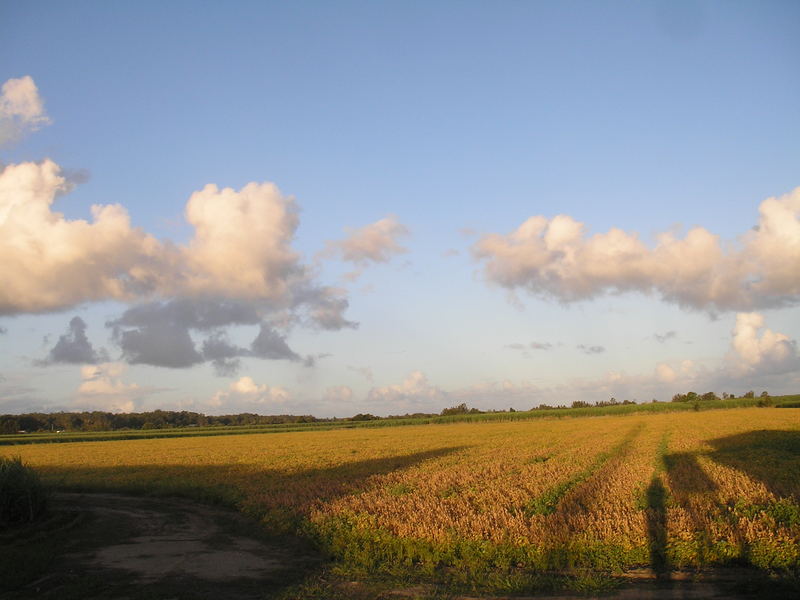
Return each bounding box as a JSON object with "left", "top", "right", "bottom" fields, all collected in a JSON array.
[{"left": 0, "top": 456, "right": 48, "bottom": 527}]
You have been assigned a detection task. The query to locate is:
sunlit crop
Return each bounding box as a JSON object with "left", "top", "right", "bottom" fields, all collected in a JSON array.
[{"left": 4, "top": 407, "right": 799, "bottom": 588}]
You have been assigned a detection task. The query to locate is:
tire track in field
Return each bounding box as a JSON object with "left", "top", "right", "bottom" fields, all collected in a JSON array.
[{"left": 523, "top": 422, "right": 646, "bottom": 517}]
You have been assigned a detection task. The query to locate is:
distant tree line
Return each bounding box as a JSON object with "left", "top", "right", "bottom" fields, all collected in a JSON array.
[
  {"left": 438, "top": 398, "right": 639, "bottom": 415},
  {"left": 566, "top": 398, "right": 638, "bottom": 409},
  {"left": 670, "top": 390, "right": 768, "bottom": 403},
  {"left": 0, "top": 410, "right": 320, "bottom": 434},
  {"left": 2, "top": 389, "right": 773, "bottom": 434}
]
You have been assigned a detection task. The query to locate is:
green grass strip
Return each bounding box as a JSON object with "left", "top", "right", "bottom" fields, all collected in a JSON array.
[{"left": 524, "top": 423, "right": 644, "bottom": 516}]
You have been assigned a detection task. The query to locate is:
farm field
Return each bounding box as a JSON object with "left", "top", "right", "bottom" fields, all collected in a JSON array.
[{"left": 4, "top": 406, "right": 800, "bottom": 597}]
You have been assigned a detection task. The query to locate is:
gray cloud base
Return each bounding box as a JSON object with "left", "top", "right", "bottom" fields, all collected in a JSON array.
[
  {"left": 108, "top": 299, "right": 303, "bottom": 374},
  {"left": 40, "top": 316, "right": 108, "bottom": 365}
]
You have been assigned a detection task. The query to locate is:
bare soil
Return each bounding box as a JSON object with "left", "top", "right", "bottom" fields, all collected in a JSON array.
[{"left": 0, "top": 492, "right": 320, "bottom": 599}]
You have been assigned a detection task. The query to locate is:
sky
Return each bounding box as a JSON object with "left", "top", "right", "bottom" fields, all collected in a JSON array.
[{"left": 1, "top": 0, "right": 799, "bottom": 417}]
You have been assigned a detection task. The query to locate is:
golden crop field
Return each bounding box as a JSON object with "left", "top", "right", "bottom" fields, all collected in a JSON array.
[{"left": 4, "top": 407, "right": 799, "bottom": 588}]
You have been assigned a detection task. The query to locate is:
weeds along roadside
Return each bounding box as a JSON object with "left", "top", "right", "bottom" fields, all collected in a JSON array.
[{"left": 0, "top": 456, "right": 49, "bottom": 527}]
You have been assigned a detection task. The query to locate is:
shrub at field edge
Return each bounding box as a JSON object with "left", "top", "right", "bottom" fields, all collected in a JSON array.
[{"left": 0, "top": 456, "right": 49, "bottom": 527}]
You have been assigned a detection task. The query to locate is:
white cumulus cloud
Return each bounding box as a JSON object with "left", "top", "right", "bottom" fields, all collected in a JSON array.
[
  {"left": 324, "top": 385, "right": 354, "bottom": 403},
  {"left": 0, "top": 76, "right": 51, "bottom": 145},
  {"left": 728, "top": 312, "right": 799, "bottom": 376},
  {"left": 179, "top": 182, "right": 302, "bottom": 301},
  {"left": 473, "top": 187, "right": 800, "bottom": 312},
  {"left": 0, "top": 159, "right": 163, "bottom": 313},
  {"left": 366, "top": 371, "right": 445, "bottom": 407},
  {"left": 209, "top": 376, "right": 290, "bottom": 414},
  {"left": 0, "top": 159, "right": 353, "bottom": 331},
  {"left": 75, "top": 362, "right": 144, "bottom": 413},
  {"left": 655, "top": 363, "right": 677, "bottom": 383}
]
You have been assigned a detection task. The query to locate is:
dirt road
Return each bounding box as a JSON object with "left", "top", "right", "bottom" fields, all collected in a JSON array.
[{"left": 1, "top": 492, "right": 320, "bottom": 599}]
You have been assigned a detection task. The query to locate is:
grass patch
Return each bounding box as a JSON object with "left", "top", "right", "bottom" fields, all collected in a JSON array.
[
  {"left": 730, "top": 498, "right": 800, "bottom": 528},
  {"left": 0, "top": 456, "right": 49, "bottom": 528},
  {"left": 387, "top": 483, "right": 414, "bottom": 497}
]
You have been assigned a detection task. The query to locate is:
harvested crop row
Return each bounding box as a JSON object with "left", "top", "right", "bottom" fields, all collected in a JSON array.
[{"left": 315, "top": 418, "right": 627, "bottom": 544}]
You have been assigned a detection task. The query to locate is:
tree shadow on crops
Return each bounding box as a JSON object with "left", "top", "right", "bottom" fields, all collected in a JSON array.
[
  {"left": 646, "top": 450, "right": 719, "bottom": 579},
  {"left": 8, "top": 445, "right": 467, "bottom": 599},
  {"left": 663, "top": 451, "right": 718, "bottom": 500},
  {"left": 707, "top": 430, "right": 800, "bottom": 500},
  {"left": 645, "top": 476, "right": 669, "bottom": 578},
  {"left": 39, "top": 445, "right": 468, "bottom": 521},
  {"left": 646, "top": 430, "right": 800, "bottom": 580}
]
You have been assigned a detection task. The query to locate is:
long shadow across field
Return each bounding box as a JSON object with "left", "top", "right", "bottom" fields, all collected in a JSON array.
[
  {"left": 646, "top": 450, "right": 719, "bottom": 578},
  {"left": 8, "top": 446, "right": 468, "bottom": 599},
  {"left": 41, "top": 446, "right": 468, "bottom": 518},
  {"left": 646, "top": 430, "right": 800, "bottom": 579},
  {"left": 707, "top": 430, "right": 800, "bottom": 499},
  {"left": 645, "top": 476, "right": 669, "bottom": 576}
]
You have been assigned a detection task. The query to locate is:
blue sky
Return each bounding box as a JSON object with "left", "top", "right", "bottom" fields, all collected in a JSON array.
[{"left": 1, "top": 0, "right": 799, "bottom": 416}]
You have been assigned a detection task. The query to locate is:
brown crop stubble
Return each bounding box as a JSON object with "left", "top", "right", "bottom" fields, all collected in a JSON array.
[{"left": 314, "top": 418, "right": 627, "bottom": 545}]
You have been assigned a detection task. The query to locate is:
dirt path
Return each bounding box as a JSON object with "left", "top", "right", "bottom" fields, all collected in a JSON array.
[{"left": 1, "top": 492, "right": 321, "bottom": 600}]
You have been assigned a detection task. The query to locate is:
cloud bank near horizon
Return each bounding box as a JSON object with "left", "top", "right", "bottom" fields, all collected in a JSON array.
[
  {"left": 75, "top": 362, "right": 146, "bottom": 413},
  {"left": 208, "top": 376, "right": 290, "bottom": 414},
  {"left": 360, "top": 312, "right": 800, "bottom": 413},
  {"left": 5, "top": 310, "right": 797, "bottom": 416}
]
